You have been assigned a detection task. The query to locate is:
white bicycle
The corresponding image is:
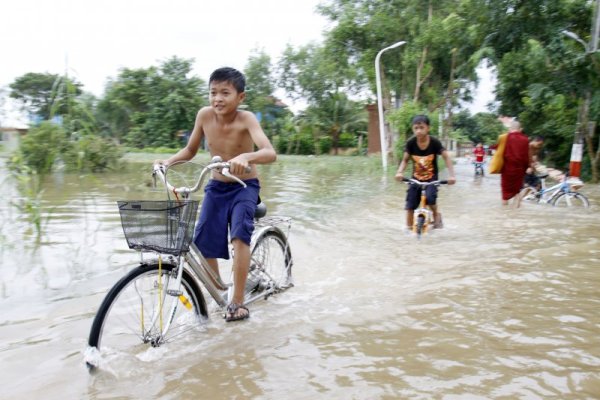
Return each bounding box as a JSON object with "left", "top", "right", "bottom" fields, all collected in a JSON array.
[
  {"left": 86, "top": 157, "right": 293, "bottom": 369},
  {"left": 521, "top": 172, "right": 590, "bottom": 207}
]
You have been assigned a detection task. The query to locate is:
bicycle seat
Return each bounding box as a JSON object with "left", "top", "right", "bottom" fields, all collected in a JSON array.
[
  {"left": 538, "top": 174, "right": 549, "bottom": 179},
  {"left": 254, "top": 202, "right": 267, "bottom": 219}
]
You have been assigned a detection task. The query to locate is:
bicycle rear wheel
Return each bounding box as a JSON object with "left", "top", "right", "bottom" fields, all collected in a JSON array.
[
  {"left": 88, "top": 261, "right": 207, "bottom": 359},
  {"left": 552, "top": 192, "right": 590, "bottom": 208},
  {"left": 247, "top": 229, "right": 293, "bottom": 297}
]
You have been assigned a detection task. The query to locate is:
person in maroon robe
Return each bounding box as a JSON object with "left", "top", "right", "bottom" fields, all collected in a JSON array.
[{"left": 501, "top": 121, "right": 531, "bottom": 206}]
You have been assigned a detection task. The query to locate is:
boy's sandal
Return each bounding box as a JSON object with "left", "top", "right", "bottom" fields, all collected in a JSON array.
[{"left": 225, "top": 303, "right": 250, "bottom": 322}]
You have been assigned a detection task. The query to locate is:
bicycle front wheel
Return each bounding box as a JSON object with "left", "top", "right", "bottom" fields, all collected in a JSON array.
[
  {"left": 415, "top": 214, "right": 426, "bottom": 237},
  {"left": 88, "top": 261, "right": 207, "bottom": 356},
  {"left": 248, "top": 229, "right": 293, "bottom": 295},
  {"left": 552, "top": 192, "right": 590, "bottom": 208}
]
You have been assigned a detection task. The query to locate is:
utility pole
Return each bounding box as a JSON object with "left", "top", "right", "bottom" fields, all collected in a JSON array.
[{"left": 563, "top": 0, "right": 600, "bottom": 179}]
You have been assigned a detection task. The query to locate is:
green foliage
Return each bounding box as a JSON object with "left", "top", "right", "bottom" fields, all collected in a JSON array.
[
  {"left": 387, "top": 100, "right": 432, "bottom": 140},
  {"left": 10, "top": 168, "right": 47, "bottom": 241},
  {"left": 300, "top": 92, "right": 368, "bottom": 154},
  {"left": 318, "top": 136, "right": 333, "bottom": 154},
  {"left": 338, "top": 132, "right": 356, "bottom": 148},
  {"left": 486, "top": 1, "right": 599, "bottom": 178},
  {"left": 9, "top": 72, "right": 83, "bottom": 119},
  {"left": 124, "top": 146, "right": 182, "bottom": 154},
  {"left": 452, "top": 110, "right": 505, "bottom": 145},
  {"left": 7, "top": 1, "right": 598, "bottom": 178},
  {"left": 319, "top": 0, "right": 482, "bottom": 107},
  {"left": 97, "top": 56, "right": 207, "bottom": 148},
  {"left": 14, "top": 122, "right": 67, "bottom": 175},
  {"left": 61, "top": 135, "right": 124, "bottom": 172},
  {"left": 278, "top": 43, "right": 362, "bottom": 104},
  {"left": 244, "top": 49, "right": 275, "bottom": 113},
  {"left": 520, "top": 86, "right": 578, "bottom": 169},
  {"left": 388, "top": 101, "right": 441, "bottom": 158},
  {"left": 13, "top": 121, "right": 122, "bottom": 174},
  {"left": 275, "top": 129, "right": 316, "bottom": 155}
]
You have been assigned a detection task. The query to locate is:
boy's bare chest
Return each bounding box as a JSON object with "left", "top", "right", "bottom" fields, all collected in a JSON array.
[{"left": 203, "top": 120, "right": 252, "bottom": 155}]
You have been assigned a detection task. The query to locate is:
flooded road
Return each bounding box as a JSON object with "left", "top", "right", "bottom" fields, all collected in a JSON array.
[{"left": 1, "top": 154, "right": 599, "bottom": 399}]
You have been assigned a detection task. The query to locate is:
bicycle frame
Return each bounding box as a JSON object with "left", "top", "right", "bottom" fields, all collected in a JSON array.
[
  {"left": 153, "top": 157, "right": 292, "bottom": 309},
  {"left": 472, "top": 161, "right": 485, "bottom": 176},
  {"left": 525, "top": 175, "right": 571, "bottom": 204},
  {"left": 403, "top": 178, "right": 447, "bottom": 236},
  {"left": 414, "top": 186, "right": 433, "bottom": 234}
]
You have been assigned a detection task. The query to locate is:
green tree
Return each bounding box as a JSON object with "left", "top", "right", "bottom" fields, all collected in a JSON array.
[
  {"left": 278, "top": 42, "right": 361, "bottom": 104},
  {"left": 277, "top": 42, "right": 365, "bottom": 154},
  {"left": 452, "top": 110, "right": 505, "bottom": 145},
  {"left": 304, "top": 92, "right": 367, "bottom": 155},
  {"left": 244, "top": 48, "right": 275, "bottom": 114},
  {"left": 13, "top": 122, "right": 67, "bottom": 175},
  {"left": 244, "top": 49, "right": 293, "bottom": 140},
  {"left": 98, "top": 56, "right": 207, "bottom": 148},
  {"left": 479, "top": 0, "right": 599, "bottom": 180},
  {"left": 9, "top": 72, "right": 82, "bottom": 120}
]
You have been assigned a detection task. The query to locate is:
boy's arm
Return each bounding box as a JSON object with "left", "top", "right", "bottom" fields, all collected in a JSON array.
[
  {"left": 228, "top": 112, "right": 276, "bottom": 175},
  {"left": 394, "top": 152, "right": 411, "bottom": 181},
  {"left": 441, "top": 150, "right": 456, "bottom": 184},
  {"left": 159, "top": 109, "right": 205, "bottom": 166}
]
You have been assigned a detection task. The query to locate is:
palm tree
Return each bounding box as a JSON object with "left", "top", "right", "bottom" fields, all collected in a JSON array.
[{"left": 306, "top": 92, "right": 367, "bottom": 155}]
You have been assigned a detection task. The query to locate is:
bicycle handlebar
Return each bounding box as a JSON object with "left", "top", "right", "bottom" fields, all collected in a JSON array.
[
  {"left": 402, "top": 178, "right": 448, "bottom": 186},
  {"left": 153, "top": 156, "right": 251, "bottom": 196}
]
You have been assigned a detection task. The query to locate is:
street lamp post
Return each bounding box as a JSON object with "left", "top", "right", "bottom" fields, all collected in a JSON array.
[{"left": 375, "top": 40, "right": 406, "bottom": 171}]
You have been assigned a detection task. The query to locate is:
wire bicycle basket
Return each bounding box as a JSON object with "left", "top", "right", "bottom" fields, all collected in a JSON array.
[{"left": 117, "top": 200, "right": 199, "bottom": 256}]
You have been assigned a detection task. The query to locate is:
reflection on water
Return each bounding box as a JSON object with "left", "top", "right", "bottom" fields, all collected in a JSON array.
[{"left": 1, "top": 154, "right": 600, "bottom": 399}]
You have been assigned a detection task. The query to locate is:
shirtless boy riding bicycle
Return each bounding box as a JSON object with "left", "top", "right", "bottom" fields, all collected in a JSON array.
[{"left": 157, "top": 67, "right": 276, "bottom": 322}]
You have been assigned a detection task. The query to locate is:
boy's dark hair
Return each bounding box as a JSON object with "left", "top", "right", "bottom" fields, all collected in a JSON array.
[
  {"left": 209, "top": 67, "right": 246, "bottom": 93},
  {"left": 411, "top": 114, "right": 430, "bottom": 126},
  {"left": 532, "top": 135, "right": 544, "bottom": 142}
]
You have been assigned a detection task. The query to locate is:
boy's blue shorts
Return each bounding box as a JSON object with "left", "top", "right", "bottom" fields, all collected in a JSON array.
[
  {"left": 405, "top": 182, "right": 438, "bottom": 210},
  {"left": 193, "top": 179, "right": 260, "bottom": 259}
]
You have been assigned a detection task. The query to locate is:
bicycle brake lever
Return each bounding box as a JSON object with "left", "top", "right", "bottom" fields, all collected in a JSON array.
[{"left": 222, "top": 168, "right": 247, "bottom": 188}]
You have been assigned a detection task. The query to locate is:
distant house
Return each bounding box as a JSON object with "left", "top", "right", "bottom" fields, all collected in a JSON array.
[
  {"left": 259, "top": 96, "right": 289, "bottom": 123},
  {"left": 0, "top": 127, "right": 28, "bottom": 151}
]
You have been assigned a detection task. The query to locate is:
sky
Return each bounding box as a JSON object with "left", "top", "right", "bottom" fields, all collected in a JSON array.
[{"left": 0, "top": 0, "right": 494, "bottom": 127}]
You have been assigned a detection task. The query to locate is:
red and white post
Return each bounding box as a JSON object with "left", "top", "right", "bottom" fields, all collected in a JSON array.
[{"left": 569, "top": 143, "right": 583, "bottom": 178}]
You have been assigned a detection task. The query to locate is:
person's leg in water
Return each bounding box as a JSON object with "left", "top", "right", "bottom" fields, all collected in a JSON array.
[
  {"left": 406, "top": 209, "right": 414, "bottom": 230},
  {"left": 225, "top": 183, "right": 259, "bottom": 322},
  {"left": 430, "top": 204, "right": 443, "bottom": 228},
  {"left": 405, "top": 184, "right": 419, "bottom": 231},
  {"left": 226, "top": 238, "right": 251, "bottom": 321},
  {"left": 426, "top": 185, "right": 442, "bottom": 228}
]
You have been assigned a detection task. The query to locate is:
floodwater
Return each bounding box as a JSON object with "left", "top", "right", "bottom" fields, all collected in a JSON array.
[{"left": 1, "top": 153, "right": 599, "bottom": 399}]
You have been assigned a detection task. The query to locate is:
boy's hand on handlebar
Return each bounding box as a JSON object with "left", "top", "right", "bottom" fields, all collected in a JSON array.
[
  {"left": 447, "top": 177, "right": 456, "bottom": 185},
  {"left": 394, "top": 172, "right": 404, "bottom": 181},
  {"left": 227, "top": 155, "right": 251, "bottom": 175},
  {"left": 153, "top": 160, "right": 168, "bottom": 169}
]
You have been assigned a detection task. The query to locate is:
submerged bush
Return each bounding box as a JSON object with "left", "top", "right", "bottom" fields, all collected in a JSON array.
[
  {"left": 13, "top": 121, "right": 123, "bottom": 173},
  {"left": 62, "top": 135, "right": 123, "bottom": 172},
  {"left": 16, "top": 122, "right": 67, "bottom": 175}
]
